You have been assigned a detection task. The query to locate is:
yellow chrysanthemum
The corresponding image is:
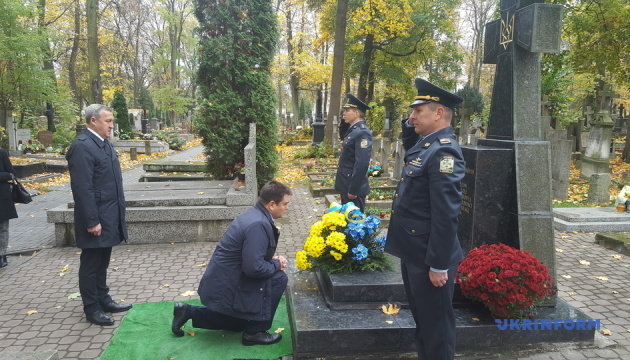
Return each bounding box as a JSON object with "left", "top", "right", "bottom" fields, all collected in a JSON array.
[
  {"left": 322, "top": 212, "right": 347, "bottom": 227},
  {"left": 296, "top": 250, "right": 312, "bottom": 270},
  {"left": 325, "top": 232, "right": 348, "bottom": 253},
  {"left": 304, "top": 236, "right": 326, "bottom": 257},
  {"left": 330, "top": 250, "right": 343, "bottom": 261},
  {"left": 309, "top": 221, "right": 324, "bottom": 237}
]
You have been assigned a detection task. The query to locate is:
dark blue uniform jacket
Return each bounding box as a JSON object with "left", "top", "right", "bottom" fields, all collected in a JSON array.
[
  {"left": 335, "top": 120, "right": 372, "bottom": 196},
  {"left": 197, "top": 202, "right": 282, "bottom": 321},
  {"left": 385, "top": 126, "right": 464, "bottom": 270}
]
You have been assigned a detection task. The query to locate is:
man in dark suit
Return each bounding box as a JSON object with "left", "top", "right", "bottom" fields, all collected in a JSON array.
[
  {"left": 385, "top": 78, "right": 464, "bottom": 360},
  {"left": 67, "top": 104, "right": 132, "bottom": 326},
  {"left": 171, "top": 181, "right": 291, "bottom": 346},
  {"left": 334, "top": 94, "right": 372, "bottom": 212}
]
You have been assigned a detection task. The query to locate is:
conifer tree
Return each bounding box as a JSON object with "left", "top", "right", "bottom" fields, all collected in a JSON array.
[
  {"left": 111, "top": 90, "right": 132, "bottom": 133},
  {"left": 194, "top": 0, "right": 279, "bottom": 187}
]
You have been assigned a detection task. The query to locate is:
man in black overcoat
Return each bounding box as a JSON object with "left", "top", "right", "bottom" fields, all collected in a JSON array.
[
  {"left": 67, "top": 104, "right": 132, "bottom": 326},
  {"left": 334, "top": 94, "right": 372, "bottom": 212},
  {"left": 385, "top": 79, "right": 465, "bottom": 360},
  {"left": 171, "top": 181, "right": 291, "bottom": 346}
]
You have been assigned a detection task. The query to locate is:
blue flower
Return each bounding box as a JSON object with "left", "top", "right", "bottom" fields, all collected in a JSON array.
[
  {"left": 351, "top": 244, "right": 369, "bottom": 261},
  {"left": 373, "top": 236, "right": 387, "bottom": 251}
]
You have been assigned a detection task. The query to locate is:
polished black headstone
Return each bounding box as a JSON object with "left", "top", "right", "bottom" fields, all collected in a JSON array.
[
  {"left": 289, "top": 270, "right": 595, "bottom": 358},
  {"left": 458, "top": 146, "right": 519, "bottom": 254}
]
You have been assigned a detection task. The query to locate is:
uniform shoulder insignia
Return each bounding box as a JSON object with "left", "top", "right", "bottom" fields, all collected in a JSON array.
[
  {"left": 439, "top": 156, "right": 454, "bottom": 173},
  {"left": 439, "top": 138, "right": 451, "bottom": 144},
  {"left": 360, "top": 124, "right": 365, "bottom": 129}
]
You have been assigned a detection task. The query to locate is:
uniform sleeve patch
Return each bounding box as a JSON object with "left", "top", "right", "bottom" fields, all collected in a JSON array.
[
  {"left": 360, "top": 139, "right": 368, "bottom": 148},
  {"left": 439, "top": 156, "right": 454, "bottom": 173}
]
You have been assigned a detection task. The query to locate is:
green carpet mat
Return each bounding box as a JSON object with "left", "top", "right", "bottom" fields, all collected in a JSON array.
[{"left": 100, "top": 297, "right": 293, "bottom": 360}]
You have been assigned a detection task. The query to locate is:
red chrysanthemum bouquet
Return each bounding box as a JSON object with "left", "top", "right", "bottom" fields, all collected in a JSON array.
[{"left": 457, "top": 243, "right": 554, "bottom": 318}]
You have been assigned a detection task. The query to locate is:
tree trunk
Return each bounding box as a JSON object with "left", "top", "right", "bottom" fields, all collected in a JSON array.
[
  {"left": 325, "top": 0, "right": 349, "bottom": 145},
  {"left": 87, "top": 0, "right": 102, "bottom": 104},
  {"left": 38, "top": 0, "right": 57, "bottom": 132},
  {"left": 286, "top": 9, "right": 300, "bottom": 129},
  {"left": 69, "top": 0, "right": 81, "bottom": 112},
  {"left": 357, "top": 34, "right": 374, "bottom": 103}
]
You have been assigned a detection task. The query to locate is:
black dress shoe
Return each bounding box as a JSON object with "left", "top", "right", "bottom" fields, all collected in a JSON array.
[
  {"left": 86, "top": 310, "right": 115, "bottom": 326},
  {"left": 172, "top": 302, "right": 190, "bottom": 337},
  {"left": 102, "top": 301, "right": 133, "bottom": 313},
  {"left": 242, "top": 331, "right": 282, "bottom": 346},
  {"left": 0, "top": 255, "right": 7, "bottom": 268}
]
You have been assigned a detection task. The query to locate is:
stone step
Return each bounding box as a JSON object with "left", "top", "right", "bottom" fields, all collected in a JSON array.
[
  {"left": 0, "top": 350, "right": 59, "bottom": 360},
  {"left": 139, "top": 174, "right": 210, "bottom": 182},
  {"left": 553, "top": 207, "right": 630, "bottom": 232},
  {"left": 553, "top": 207, "right": 629, "bottom": 223},
  {"left": 48, "top": 204, "right": 250, "bottom": 246},
  {"left": 143, "top": 160, "right": 207, "bottom": 172},
  {"left": 289, "top": 270, "right": 595, "bottom": 358},
  {"left": 553, "top": 218, "right": 630, "bottom": 232}
]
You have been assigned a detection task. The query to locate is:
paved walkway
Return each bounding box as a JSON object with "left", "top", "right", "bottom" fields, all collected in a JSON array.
[{"left": 0, "top": 146, "right": 629, "bottom": 359}]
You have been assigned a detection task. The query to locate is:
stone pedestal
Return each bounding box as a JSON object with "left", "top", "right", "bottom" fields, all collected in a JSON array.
[
  {"left": 311, "top": 121, "right": 325, "bottom": 146},
  {"left": 458, "top": 146, "right": 518, "bottom": 254},
  {"left": 581, "top": 115, "right": 614, "bottom": 177}
]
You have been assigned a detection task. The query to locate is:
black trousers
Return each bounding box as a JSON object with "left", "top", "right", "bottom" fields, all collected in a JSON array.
[
  {"left": 79, "top": 247, "right": 114, "bottom": 313},
  {"left": 340, "top": 193, "right": 366, "bottom": 213},
  {"left": 190, "top": 271, "right": 287, "bottom": 333},
  {"left": 401, "top": 260, "right": 457, "bottom": 360}
]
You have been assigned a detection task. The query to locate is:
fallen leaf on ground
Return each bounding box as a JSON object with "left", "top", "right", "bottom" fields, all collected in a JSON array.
[
  {"left": 568, "top": 292, "right": 575, "bottom": 296},
  {"left": 612, "top": 291, "right": 619, "bottom": 294},
  {"left": 611, "top": 255, "right": 624, "bottom": 260},
  {"left": 67, "top": 292, "right": 81, "bottom": 299},
  {"left": 578, "top": 260, "right": 590, "bottom": 266},
  {"left": 595, "top": 276, "right": 609, "bottom": 281},
  {"left": 54, "top": 306, "right": 61, "bottom": 309},
  {"left": 196, "top": 263, "right": 207, "bottom": 267},
  {"left": 385, "top": 320, "right": 394, "bottom": 324},
  {"left": 601, "top": 329, "right": 612, "bottom": 336},
  {"left": 197, "top": 192, "right": 204, "bottom": 195},
  {"left": 555, "top": 248, "right": 564, "bottom": 253},
  {"left": 26, "top": 310, "right": 38, "bottom": 315},
  {"left": 163, "top": 284, "right": 171, "bottom": 287},
  {"left": 274, "top": 328, "right": 285, "bottom": 333},
  {"left": 381, "top": 303, "right": 400, "bottom": 315},
  {"left": 181, "top": 290, "right": 196, "bottom": 297},
  {"left": 187, "top": 331, "right": 195, "bottom": 336},
  {"left": 561, "top": 275, "right": 572, "bottom": 279},
  {"left": 472, "top": 318, "right": 480, "bottom": 321}
]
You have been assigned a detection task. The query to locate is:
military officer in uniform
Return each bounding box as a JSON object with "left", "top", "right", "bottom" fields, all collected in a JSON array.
[
  {"left": 334, "top": 94, "right": 372, "bottom": 212},
  {"left": 384, "top": 78, "right": 464, "bottom": 360}
]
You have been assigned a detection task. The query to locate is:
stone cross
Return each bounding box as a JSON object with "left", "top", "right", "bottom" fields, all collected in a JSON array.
[
  {"left": 483, "top": 0, "right": 563, "bottom": 140},
  {"left": 584, "top": 105, "right": 594, "bottom": 125},
  {"left": 596, "top": 84, "right": 615, "bottom": 114},
  {"left": 541, "top": 95, "right": 553, "bottom": 131}
]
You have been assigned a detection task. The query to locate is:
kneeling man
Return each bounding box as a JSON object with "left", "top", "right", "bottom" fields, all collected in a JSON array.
[{"left": 171, "top": 181, "right": 291, "bottom": 346}]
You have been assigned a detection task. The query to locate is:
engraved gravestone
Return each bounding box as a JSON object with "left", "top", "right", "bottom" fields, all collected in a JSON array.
[
  {"left": 460, "top": 0, "right": 562, "bottom": 305},
  {"left": 37, "top": 130, "right": 54, "bottom": 147}
]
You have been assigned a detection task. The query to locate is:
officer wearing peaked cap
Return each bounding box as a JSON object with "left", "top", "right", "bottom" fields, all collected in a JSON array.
[
  {"left": 334, "top": 94, "right": 372, "bottom": 212},
  {"left": 385, "top": 78, "right": 464, "bottom": 360}
]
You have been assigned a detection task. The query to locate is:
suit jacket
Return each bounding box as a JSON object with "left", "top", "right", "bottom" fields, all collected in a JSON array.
[
  {"left": 198, "top": 202, "right": 282, "bottom": 321},
  {"left": 385, "top": 126, "right": 464, "bottom": 270},
  {"left": 0, "top": 149, "right": 18, "bottom": 222},
  {"left": 335, "top": 120, "right": 372, "bottom": 196},
  {"left": 66, "top": 130, "right": 127, "bottom": 249}
]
